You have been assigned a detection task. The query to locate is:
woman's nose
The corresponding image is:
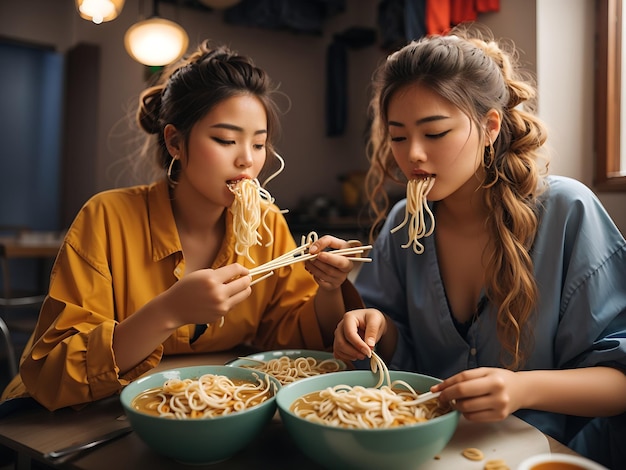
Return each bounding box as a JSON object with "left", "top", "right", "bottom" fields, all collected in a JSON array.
[
  {"left": 408, "top": 141, "right": 427, "bottom": 163},
  {"left": 235, "top": 148, "right": 254, "bottom": 168}
]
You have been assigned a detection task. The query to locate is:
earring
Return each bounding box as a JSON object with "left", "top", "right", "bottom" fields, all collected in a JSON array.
[
  {"left": 167, "top": 156, "right": 179, "bottom": 187},
  {"left": 483, "top": 141, "right": 495, "bottom": 169},
  {"left": 482, "top": 141, "right": 499, "bottom": 188}
]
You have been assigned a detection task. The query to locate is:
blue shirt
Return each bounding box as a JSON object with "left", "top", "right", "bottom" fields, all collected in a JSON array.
[{"left": 355, "top": 175, "right": 626, "bottom": 450}]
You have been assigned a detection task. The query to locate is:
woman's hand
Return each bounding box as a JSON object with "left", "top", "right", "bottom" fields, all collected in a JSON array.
[
  {"left": 114, "top": 263, "right": 250, "bottom": 374},
  {"left": 333, "top": 308, "right": 387, "bottom": 362},
  {"left": 431, "top": 367, "right": 525, "bottom": 422},
  {"left": 161, "top": 263, "right": 251, "bottom": 327},
  {"left": 305, "top": 235, "right": 357, "bottom": 291}
]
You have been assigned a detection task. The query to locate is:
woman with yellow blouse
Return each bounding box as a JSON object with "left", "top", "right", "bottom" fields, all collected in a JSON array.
[{"left": 1, "top": 41, "right": 360, "bottom": 411}]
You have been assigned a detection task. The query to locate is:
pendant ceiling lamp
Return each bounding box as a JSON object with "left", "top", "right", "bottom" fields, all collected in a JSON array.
[
  {"left": 75, "top": 0, "right": 125, "bottom": 24},
  {"left": 124, "top": 0, "right": 189, "bottom": 67}
]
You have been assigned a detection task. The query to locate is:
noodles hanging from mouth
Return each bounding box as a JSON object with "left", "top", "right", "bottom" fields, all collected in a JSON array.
[
  {"left": 289, "top": 351, "right": 450, "bottom": 429},
  {"left": 390, "top": 176, "right": 436, "bottom": 254},
  {"left": 131, "top": 373, "right": 275, "bottom": 419},
  {"left": 239, "top": 355, "right": 344, "bottom": 385},
  {"left": 227, "top": 154, "right": 286, "bottom": 264},
  {"left": 228, "top": 178, "right": 274, "bottom": 263}
]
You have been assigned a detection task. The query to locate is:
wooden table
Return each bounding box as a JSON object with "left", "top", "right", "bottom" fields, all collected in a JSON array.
[
  {"left": 0, "top": 349, "right": 579, "bottom": 470},
  {"left": 0, "top": 232, "right": 63, "bottom": 295},
  {"left": 0, "top": 233, "right": 63, "bottom": 258}
]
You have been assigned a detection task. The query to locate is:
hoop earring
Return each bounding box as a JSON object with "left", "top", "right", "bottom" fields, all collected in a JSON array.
[
  {"left": 482, "top": 141, "right": 498, "bottom": 188},
  {"left": 483, "top": 141, "right": 495, "bottom": 169},
  {"left": 167, "top": 156, "right": 179, "bottom": 187}
]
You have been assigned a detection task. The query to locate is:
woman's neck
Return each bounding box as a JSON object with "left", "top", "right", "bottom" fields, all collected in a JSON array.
[
  {"left": 170, "top": 183, "right": 226, "bottom": 239},
  {"left": 436, "top": 180, "right": 489, "bottom": 233}
]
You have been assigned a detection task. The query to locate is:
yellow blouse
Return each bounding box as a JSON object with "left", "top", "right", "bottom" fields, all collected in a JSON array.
[{"left": 2, "top": 180, "right": 330, "bottom": 410}]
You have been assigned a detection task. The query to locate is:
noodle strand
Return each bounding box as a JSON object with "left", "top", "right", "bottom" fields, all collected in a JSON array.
[
  {"left": 240, "top": 355, "right": 344, "bottom": 385},
  {"left": 390, "top": 177, "right": 436, "bottom": 254}
]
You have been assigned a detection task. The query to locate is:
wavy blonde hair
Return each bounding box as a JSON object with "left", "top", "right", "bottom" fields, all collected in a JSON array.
[{"left": 365, "top": 25, "right": 549, "bottom": 370}]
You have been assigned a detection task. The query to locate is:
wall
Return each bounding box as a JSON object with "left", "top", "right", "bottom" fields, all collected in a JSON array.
[
  {"left": 0, "top": 0, "right": 381, "bottom": 218},
  {"left": 0, "top": 0, "right": 624, "bottom": 233},
  {"left": 0, "top": 42, "right": 64, "bottom": 230},
  {"left": 536, "top": 0, "right": 625, "bottom": 233}
]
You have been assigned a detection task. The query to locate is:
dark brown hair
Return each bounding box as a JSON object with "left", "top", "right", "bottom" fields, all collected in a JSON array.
[{"left": 136, "top": 40, "right": 283, "bottom": 183}]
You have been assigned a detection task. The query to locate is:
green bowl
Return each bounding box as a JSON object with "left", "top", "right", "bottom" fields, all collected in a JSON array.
[
  {"left": 276, "top": 370, "right": 459, "bottom": 470},
  {"left": 227, "top": 349, "right": 347, "bottom": 383},
  {"left": 120, "top": 365, "right": 280, "bottom": 465},
  {"left": 227, "top": 348, "right": 344, "bottom": 364}
]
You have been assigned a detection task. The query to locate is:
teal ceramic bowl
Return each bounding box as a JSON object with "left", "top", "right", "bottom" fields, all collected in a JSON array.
[
  {"left": 276, "top": 370, "right": 459, "bottom": 470},
  {"left": 120, "top": 365, "right": 280, "bottom": 465},
  {"left": 227, "top": 349, "right": 347, "bottom": 384}
]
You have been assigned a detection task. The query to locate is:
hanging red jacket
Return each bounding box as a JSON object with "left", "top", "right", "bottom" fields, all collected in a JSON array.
[
  {"left": 427, "top": 0, "right": 500, "bottom": 35},
  {"left": 426, "top": 0, "right": 450, "bottom": 35}
]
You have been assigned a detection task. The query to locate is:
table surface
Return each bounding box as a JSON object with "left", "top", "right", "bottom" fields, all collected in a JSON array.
[
  {"left": 0, "top": 233, "right": 64, "bottom": 258},
  {"left": 0, "top": 348, "right": 578, "bottom": 470}
]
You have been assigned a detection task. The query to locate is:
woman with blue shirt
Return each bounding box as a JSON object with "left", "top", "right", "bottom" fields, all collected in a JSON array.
[{"left": 333, "top": 26, "right": 626, "bottom": 467}]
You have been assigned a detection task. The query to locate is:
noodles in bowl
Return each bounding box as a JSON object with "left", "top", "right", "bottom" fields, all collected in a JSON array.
[
  {"left": 131, "top": 371, "right": 275, "bottom": 419},
  {"left": 290, "top": 353, "right": 450, "bottom": 429},
  {"left": 120, "top": 365, "right": 280, "bottom": 465},
  {"left": 228, "top": 349, "right": 347, "bottom": 385},
  {"left": 276, "top": 354, "right": 459, "bottom": 470}
]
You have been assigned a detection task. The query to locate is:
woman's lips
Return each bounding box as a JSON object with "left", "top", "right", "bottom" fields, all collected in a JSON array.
[
  {"left": 412, "top": 172, "right": 436, "bottom": 179},
  {"left": 226, "top": 176, "right": 249, "bottom": 190}
]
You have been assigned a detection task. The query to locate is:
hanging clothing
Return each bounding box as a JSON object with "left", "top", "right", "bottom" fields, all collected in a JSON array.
[
  {"left": 425, "top": 0, "right": 450, "bottom": 35},
  {"left": 378, "top": 0, "right": 501, "bottom": 50},
  {"left": 223, "top": 0, "right": 346, "bottom": 34},
  {"left": 428, "top": 0, "right": 501, "bottom": 35},
  {"left": 404, "top": 0, "right": 427, "bottom": 44},
  {"left": 326, "top": 39, "right": 348, "bottom": 136}
]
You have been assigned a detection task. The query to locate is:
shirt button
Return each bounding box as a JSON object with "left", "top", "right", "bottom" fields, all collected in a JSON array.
[{"left": 470, "top": 348, "right": 477, "bottom": 356}]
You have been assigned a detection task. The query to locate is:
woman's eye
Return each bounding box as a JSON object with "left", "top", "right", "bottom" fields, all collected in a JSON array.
[
  {"left": 212, "top": 137, "right": 235, "bottom": 145},
  {"left": 425, "top": 130, "right": 450, "bottom": 139},
  {"left": 390, "top": 136, "right": 406, "bottom": 142},
  {"left": 253, "top": 143, "right": 266, "bottom": 150}
]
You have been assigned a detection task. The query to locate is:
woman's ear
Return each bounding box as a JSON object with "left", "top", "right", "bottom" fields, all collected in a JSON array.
[
  {"left": 164, "top": 124, "right": 182, "bottom": 157},
  {"left": 484, "top": 108, "right": 502, "bottom": 144}
]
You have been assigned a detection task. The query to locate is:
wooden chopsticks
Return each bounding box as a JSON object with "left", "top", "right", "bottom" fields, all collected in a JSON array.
[{"left": 248, "top": 238, "right": 372, "bottom": 285}]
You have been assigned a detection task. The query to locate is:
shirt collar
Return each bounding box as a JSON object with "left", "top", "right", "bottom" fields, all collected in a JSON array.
[{"left": 148, "top": 179, "right": 182, "bottom": 261}]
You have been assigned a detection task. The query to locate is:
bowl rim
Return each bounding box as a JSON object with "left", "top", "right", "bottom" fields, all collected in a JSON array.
[
  {"left": 120, "top": 364, "right": 281, "bottom": 421},
  {"left": 517, "top": 452, "right": 608, "bottom": 470},
  {"left": 276, "top": 369, "right": 460, "bottom": 432},
  {"left": 226, "top": 348, "right": 347, "bottom": 368}
]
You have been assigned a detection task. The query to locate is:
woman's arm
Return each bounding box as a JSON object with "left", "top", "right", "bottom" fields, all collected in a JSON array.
[
  {"left": 433, "top": 365, "right": 626, "bottom": 421},
  {"left": 113, "top": 264, "right": 251, "bottom": 374},
  {"left": 518, "top": 366, "right": 626, "bottom": 416}
]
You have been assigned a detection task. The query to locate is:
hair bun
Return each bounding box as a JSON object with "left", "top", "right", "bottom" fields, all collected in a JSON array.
[{"left": 137, "top": 87, "right": 163, "bottom": 135}]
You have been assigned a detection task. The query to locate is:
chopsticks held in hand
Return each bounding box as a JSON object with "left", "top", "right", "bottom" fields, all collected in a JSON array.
[{"left": 248, "top": 232, "right": 372, "bottom": 286}]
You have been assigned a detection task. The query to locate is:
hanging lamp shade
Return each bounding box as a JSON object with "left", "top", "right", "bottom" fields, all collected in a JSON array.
[
  {"left": 124, "top": 17, "right": 189, "bottom": 66},
  {"left": 75, "top": 0, "right": 125, "bottom": 24}
]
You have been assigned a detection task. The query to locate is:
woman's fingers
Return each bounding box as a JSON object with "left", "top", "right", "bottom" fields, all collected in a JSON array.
[{"left": 334, "top": 309, "right": 384, "bottom": 361}]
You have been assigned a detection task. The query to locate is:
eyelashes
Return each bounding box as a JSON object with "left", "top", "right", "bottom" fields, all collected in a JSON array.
[
  {"left": 390, "top": 129, "right": 451, "bottom": 142},
  {"left": 211, "top": 137, "right": 266, "bottom": 150},
  {"left": 425, "top": 130, "right": 450, "bottom": 138}
]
